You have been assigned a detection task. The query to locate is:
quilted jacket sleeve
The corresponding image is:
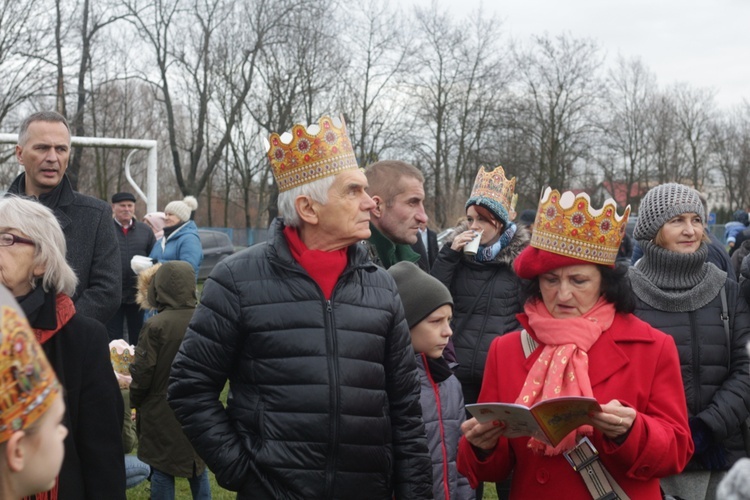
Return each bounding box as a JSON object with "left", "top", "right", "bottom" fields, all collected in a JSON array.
[{"left": 698, "top": 283, "right": 750, "bottom": 442}]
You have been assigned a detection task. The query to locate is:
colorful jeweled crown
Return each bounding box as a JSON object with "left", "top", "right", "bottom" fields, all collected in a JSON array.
[
  {"left": 264, "top": 115, "right": 359, "bottom": 192},
  {"left": 466, "top": 166, "right": 517, "bottom": 224},
  {"left": 531, "top": 187, "right": 630, "bottom": 266},
  {"left": 0, "top": 289, "right": 61, "bottom": 443}
]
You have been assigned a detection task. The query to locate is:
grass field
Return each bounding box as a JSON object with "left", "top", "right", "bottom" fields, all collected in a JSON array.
[{"left": 126, "top": 478, "right": 501, "bottom": 499}]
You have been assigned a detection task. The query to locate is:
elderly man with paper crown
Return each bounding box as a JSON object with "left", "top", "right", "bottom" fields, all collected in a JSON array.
[
  {"left": 168, "top": 116, "right": 432, "bottom": 499},
  {"left": 457, "top": 187, "right": 692, "bottom": 499}
]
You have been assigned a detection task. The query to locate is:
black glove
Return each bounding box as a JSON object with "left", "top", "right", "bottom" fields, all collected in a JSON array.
[
  {"left": 689, "top": 417, "right": 711, "bottom": 454},
  {"left": 698, "top": 443, "right": 729, "bottom": 470}
]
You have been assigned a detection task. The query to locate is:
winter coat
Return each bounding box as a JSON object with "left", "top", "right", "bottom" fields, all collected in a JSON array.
[
  {"left": 411, "top": 228, "right": 439, "bottom": 271},
  {"left": 114, "top": 219, "right": 156, "bottom": 304},
  {"left": 8, "top": 173, "right": 121, "bottom": 324},
  {"left": 457, "top": 313, "right": 693, "bottom": 499},
  {"left": 417, "top": 354, "right": 473, "bottom": 500},
  {"left": 130, "top": 261, "right": 205, "bottom": 478},
  {"left": 168, "top": 217, "right": 432, "bottom": 499},
  {"left": 632, "top": 279, "right": 750, "bottom": 468},
  {"left": 430, "top": 222, "right": 529, "bottom": 404},
  {"left": 149, "top": 220, "right": 203, "bottom": 278},
  {"left": 19, "top": 287, "right": 125, "bottom": 500}
]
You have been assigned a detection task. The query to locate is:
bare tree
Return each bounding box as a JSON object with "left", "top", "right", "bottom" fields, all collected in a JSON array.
[
  {"left": 598, "top": 56, "right": 657, "bottom": 206},
  {"left": 0, "top": 0, "right": 54, "bottom": 128},
  {"left": 672, "top": 83, "right": 717, "bottom": 190},
  {"left": 337, "top": 0, "right": 413, "bottom": 167},
  {"left": 66, "top": 0, "right": 129, "bottom": 189},
  {"left": 409, "top": 3, "right": 509, "bottom": 227},
  {"left": 122, "top": 0, "right": 292, "bottom": 199},
  {"left": 512, "top": 34, "right": 603, "bottom": 194},
  {"left": 711, "top": 105, "right": 750, "bottom": 213}
]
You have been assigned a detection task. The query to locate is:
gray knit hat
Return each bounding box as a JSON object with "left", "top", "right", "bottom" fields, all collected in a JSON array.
[
  {"left": 164, "top": 195, "right": 198, "bottom": 223},
  {"left": 633, "top": 183, "right": 704, "bottom": 242},
  {"left": 388, "top": 261, "right": 453, "bottom": 329}
]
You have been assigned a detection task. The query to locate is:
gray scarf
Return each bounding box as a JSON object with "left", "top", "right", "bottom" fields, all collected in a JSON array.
[{"left": 629, "top": 240, "right": 726, "bottom": 312}]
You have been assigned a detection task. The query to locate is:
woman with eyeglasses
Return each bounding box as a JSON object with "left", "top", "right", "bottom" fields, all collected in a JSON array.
[{"left": 0, "top": 196, "right": 126, "bottom": 499}]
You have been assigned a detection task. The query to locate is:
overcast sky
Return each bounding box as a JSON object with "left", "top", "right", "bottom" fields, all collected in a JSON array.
[{"left": 412, "top": 0, "right": 750, "bottom": 110}]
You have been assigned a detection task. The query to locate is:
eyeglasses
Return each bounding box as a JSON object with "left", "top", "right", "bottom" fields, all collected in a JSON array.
[{"left": 0, "top": 232, "right": 35, "bottom": 246}]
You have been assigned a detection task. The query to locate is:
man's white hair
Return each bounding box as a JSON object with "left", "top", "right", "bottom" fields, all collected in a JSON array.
[{"left": 277, "top": 175, "right": 337, "bottom": 227}]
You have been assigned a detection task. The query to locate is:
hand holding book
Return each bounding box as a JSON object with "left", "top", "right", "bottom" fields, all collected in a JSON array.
[{"left": 466, "top": 396, "right": 602, "bottom": 447}]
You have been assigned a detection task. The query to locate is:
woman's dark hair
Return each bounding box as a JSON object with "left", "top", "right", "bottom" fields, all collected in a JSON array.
[{"left": 520, "top": 262, "right": 635, "bottom": 314}]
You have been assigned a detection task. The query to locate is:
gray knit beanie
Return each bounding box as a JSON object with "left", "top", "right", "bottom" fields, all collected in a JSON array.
[
  {"left": 633, "top": 183, "right": 705, "bottom": 242},
  {"left": 388, "top": 261, "right": 453, "bottom": 329}
]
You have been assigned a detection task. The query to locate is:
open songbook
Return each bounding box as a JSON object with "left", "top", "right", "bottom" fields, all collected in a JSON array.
[{"left": 466, "top": 397, "right": 602, "bottom": 447}]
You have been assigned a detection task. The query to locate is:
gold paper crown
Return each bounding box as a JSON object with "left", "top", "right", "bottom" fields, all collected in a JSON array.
[
  {"left": 265, "top": 115, "right": 359, "bottom": 192},
  {"left": 109, "top": 340, "right": 134, "bottom": 376},
  {"left": 0, "top": 298, "right": 61, "bottom": 442},
  {"left": 531, "top": 187, "right": 630, "bottom": 266},
  {"left": 466, "top": 166, "right": 517, "bottom": 223}
]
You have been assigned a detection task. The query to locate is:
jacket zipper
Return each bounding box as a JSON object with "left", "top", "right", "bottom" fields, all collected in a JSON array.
[
  {"left": 324, "top": 299, "right": 339, "bottom": 498},
  {"left": 269, "top": 251, "right": 371, "bottom": 496},
  {"left": 423, "top": 353, "right": 450, "bottom": 499}
]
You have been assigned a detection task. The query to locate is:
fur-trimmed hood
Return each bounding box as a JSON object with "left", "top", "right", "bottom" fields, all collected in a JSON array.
[
  {"left": 444, "top": 219, "right": 530, "bottom": 266},
  {"left": 136, "top": 261, "right": 197, "bottom": 312}
]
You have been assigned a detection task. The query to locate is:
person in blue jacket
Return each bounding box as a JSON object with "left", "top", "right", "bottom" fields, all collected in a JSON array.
[{"left": 149, "top": 196, "right": 203, "bottom": 278}]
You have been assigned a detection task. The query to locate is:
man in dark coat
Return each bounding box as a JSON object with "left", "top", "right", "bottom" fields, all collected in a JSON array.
[
  {"left": 411, "top": 223, "right": 439, "bottom": 271},
  {"left": 168, "top": 115, "right": 432, "bottom": 499},
  {"left": 108, "top": 191, "right": 156, "bottom": 344},
  {"left": 7, "top": 111, "right": 121, "bottom": 325}
]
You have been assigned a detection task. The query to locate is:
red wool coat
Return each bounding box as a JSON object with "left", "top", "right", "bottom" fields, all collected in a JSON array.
[{"left": 457, "top": 312, "right": 694, "bottom": 499}]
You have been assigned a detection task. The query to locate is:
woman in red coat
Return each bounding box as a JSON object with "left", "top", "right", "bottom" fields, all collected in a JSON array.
[{"left": 457, "top": 187, "right": 693, "bottom": 499}]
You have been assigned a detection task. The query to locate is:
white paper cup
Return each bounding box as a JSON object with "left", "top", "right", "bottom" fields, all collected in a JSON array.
[{"left": 464, "top": 230, "right": 483, "bottom": 255}]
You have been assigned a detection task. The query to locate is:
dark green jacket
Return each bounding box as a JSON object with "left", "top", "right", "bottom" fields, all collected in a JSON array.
[{"left": 130, "top": 261, "right": 205, "bottom": 477}]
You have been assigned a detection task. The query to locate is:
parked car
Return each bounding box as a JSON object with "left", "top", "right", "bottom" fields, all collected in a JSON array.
[{"left": 197, "top": 229, "right": 235, "bottom": 281}]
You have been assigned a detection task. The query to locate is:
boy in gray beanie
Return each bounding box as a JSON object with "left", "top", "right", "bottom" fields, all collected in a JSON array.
[{"left": 387, "top": 262, "right": 473, "bottom": 499}]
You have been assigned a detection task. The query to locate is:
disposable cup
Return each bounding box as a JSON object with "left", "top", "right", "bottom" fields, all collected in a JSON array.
[{"left": 464, "top": 230, "right": 483, "bottom": 255}]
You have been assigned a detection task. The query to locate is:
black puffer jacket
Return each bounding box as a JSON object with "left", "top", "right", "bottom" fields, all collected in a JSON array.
[
  {"left": 168, "top": 218, "right": 432, "bottom": 499},
  {"left": 632, "top": 280, "right": 750, "bottom": 468},
  {"left": 430, "top": 223, "right": 529, "bottom": 404}
]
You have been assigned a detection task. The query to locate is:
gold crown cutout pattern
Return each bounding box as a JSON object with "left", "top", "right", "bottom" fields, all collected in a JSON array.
[
  {"left": 0, "top": 305, "right": 60, "bottom": 441},
  {"left": 531, "top": 187, "right": 630, "bottom": 266},
  {"left": 469, "top": 166, "right": 517, "bottom": 212},
  {"left": 265, "top": 115, "right": 359, "bottom": 192}
]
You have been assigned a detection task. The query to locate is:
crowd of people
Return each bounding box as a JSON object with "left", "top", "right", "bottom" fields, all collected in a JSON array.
[{"left": 2, "top": 110, "right": 750, "bottom": 500}]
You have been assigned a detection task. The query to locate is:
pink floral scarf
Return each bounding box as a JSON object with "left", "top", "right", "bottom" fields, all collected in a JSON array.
[{"left": 515, "top": 296, "right": 615, "bottom": 455}]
